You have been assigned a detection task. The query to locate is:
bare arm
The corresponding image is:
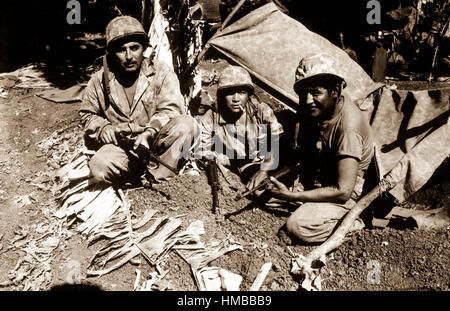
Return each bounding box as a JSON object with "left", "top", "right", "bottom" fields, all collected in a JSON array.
[{"left": 269, "top": 156, "right": 358, "bottom": 204}]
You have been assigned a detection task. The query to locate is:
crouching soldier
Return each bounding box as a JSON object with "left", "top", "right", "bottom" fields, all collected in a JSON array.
[
  {"left": 267, "top": 53, "right": 375, "bottom": 243},
  {"left": 79, "top": 16, "right": 196, "bottom": 185},
  {"left": 198, "top": 65, "right": 284, "bottom": 191}
]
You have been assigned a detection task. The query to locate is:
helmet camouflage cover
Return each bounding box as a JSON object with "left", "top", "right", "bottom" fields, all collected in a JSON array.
[
  {"left": 217, "top": 65, "right": 254, "bottom": 94},
  {"left": 293, "top": 53, "right": 346, "bottom": 94},
  {"left": 105, "top": 16, "right": 148, "bottom": 49}
]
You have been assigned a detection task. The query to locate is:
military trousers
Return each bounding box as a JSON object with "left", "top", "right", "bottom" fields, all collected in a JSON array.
[{"left": 88, "top": 115, "right": 197, "bottom": 184}]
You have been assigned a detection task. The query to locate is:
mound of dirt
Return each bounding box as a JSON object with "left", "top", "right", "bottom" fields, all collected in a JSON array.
[{"left": 325, "top": 228, "right": 450, "bottom": 290}]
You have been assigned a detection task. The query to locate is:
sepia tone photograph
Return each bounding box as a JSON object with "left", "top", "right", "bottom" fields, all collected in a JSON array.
[{"left": 0, "top": 0, "right": 448, "bottom": 296}]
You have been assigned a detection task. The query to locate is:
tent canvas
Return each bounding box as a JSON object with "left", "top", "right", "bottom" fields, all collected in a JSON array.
[
  {"left": 371, "top": 86, "right": 449, "bottom": 202},
  {"left": 208, "top": 2, "right": 383, "bottom": 110}
]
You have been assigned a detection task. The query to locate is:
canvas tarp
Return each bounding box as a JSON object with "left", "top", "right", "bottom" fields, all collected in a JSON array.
[
  {"left": 36, "top": 84, "right": 85, "bottom": 103},
  {"left": 371, "top": 86, "right": 449, "bottom": 203},
  {"left": 208, "top": 2, "right": 383, "bottom": 110}
]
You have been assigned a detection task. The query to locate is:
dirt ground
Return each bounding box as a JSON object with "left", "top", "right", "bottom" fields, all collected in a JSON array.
[{"left": 0, "top": 77, "right": 449, "bottom": 291}]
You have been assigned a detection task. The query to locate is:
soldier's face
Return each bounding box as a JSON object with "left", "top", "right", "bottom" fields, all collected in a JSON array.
[
  {"left": 223, "top": 88, "right": 248, "bottom": 114},
  {"left": 298, "top": 85, "right": 337, "bottom": 119},
  {"left": 114, "top": 41, "right": 144, "bottom": 73}
]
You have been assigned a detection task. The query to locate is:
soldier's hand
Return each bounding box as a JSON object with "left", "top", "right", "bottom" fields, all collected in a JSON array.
[
  {"left": 195, "top": 150, "right": 216, "bottom": 160},
  {"left": 267, "top": 177, "right": 294, "bottom": 200},
  {"left": 133, "top": 129, "right": 156, "bottom": 150},
  {"left": 195, "top": 151, "right": 230, "bottom": 166},
  {"left": 246, "top": 170, "right": 269, "bottom": 197},
  {"left": 115, "top": 123, "right": 146, "bottom": 135},
  {"left": 100, "top": 124, "right": 118, "bottom": 145},
  {"left": 216, "top": 154, "right": 230, "bottom": 166}
]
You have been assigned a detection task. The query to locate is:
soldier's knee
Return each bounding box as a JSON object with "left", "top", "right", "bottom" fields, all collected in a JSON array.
[
  {"left": 87, "top": 144, "right": 130, "bottom": 185},
  {"left": 90, "top": 172, "right": 107, "bottom": 185},
  {"left": 89, "top": 150, "right": 122, "bottom": 185},
  {"left": 286, "top": 213, "right": 329, "bottom": 244},
  {"left": 286, "top": 215, "right": 309, "bottom": 242},
  {"left": 88, "top": 157, "right": 110, "bottom": 184}
]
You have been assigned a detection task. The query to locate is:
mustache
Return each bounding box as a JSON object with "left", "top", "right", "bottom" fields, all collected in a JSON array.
[{"left": 123, "top": 61, "right": 138, "bottom": 68}]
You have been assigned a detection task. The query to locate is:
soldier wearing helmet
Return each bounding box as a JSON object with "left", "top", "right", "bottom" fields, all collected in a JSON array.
[
  {"left": 79, "top": 16, "right": 196, "bottom": 185},
  {"left": 267, "top": 53, "right": 375, "bottom": 244},
  {"left": 198, "top": 65, "right": 283, "bottom": 192}
]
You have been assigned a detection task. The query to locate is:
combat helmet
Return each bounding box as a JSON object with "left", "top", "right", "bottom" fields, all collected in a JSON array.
[
  {"left": 105, "top": 16, "right": 148, "bottom": 50},
  {"left": 293, "top": 53, "right": 346, "bottom": 94},
  {"left": 217, "top": 65, "right": 254, "bottom": 94}
]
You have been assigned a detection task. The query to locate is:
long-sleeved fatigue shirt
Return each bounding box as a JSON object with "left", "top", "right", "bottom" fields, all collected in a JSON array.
[
  {"left": 199, "top": 96, "right": 283, "bottom": 168},
  {"left": 79, "top": 58, "right": 185, "bottom": 143}
]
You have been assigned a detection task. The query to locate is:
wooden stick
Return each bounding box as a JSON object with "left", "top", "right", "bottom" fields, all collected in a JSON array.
[
  {"left": 220, "top": 0, "right": 247, "bottom": 31},
  {"left": 250, "top": 262, "right": 272, "bottom": 291}
]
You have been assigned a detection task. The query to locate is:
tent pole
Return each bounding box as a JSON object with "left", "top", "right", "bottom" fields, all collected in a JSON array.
[{"left": 220, "top": 0, "right": 248, "bottom": 31}]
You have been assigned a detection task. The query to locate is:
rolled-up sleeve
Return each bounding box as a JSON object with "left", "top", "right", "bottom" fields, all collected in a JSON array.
[
  {"left": 259, "top": 102, "right": 283, "bottom": 137},
  {"left": 198, "top": 112, "right": 215, "bottom": 153},
  {"left": 256, "top": 102, "right": 283, "bottom": 151},
  {"left": 335, "top": 131, "right": 364, "bottom": 161},
  {"left": 256, "top": 102, "right": 283, "bottom": 170}
]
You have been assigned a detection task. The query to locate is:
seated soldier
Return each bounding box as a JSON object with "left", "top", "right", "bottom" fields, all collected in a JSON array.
[
  {"left": 198, "top": 65, "right": 284, "bottom": 191},
  {"left": 267, "top": 53, "right": 375, "bottom": 244},
  {"left": 79, "top": 16, "right": 196, "bottom": 185}
]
